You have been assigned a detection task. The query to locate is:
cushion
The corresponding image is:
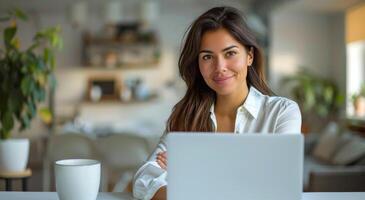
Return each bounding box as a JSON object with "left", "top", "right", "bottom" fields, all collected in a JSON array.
[
  {"left": 311, "top": 131, "right": 349, "bottom": 163},
  {"left": 332, "top": 136, "right": 365, "bottom": 165}
]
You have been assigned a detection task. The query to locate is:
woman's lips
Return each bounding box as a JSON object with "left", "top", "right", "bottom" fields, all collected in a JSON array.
[{"left": 213, "top": 75, "right": 234, "bottom": 84}]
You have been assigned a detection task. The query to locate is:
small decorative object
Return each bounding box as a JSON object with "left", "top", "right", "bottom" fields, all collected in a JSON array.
[
  {"left": 0, "top": 9, "right": 62, "bottom": 171},
  {"left": 87, "top": 75, "right": 121, "bottom": 101},
  {"left": 352, "top": 83, "right": 365, "bottom": 117},
  {"left": 120, "top": 86, "right": 132, "bottom": 102},
  {"left": 354, "top": 97, "right": 365, "bottom": 117},
  {"left": 90, "top": 86, "right": 102, "bottom": 102},
  {"left": 134, "top": 79, "right": 150, "bottom": 101},
  {"left": 104, "top": 52, "right": 118, "bottom": 68}
]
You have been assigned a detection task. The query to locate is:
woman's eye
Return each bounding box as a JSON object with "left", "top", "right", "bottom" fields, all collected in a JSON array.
[
  {"left": 202, "top": 55, "right": 212, "bottom": 60},
  {"left": 225, "top": 51, "right": 237, "bottom": 57}
]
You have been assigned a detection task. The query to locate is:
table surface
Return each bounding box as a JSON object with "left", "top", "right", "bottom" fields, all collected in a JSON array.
[{"left": 0, "top": 192, "right": 365, "bottom": 200}]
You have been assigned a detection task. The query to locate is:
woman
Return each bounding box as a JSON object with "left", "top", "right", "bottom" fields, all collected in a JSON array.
[{"left": 133, "top": 6, "right": 301, "bottom": 200}]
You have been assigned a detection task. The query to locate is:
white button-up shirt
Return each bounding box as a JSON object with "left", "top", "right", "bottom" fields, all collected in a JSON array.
[{"left": 132, "top": 86, "right": 302, "bottom": 200}]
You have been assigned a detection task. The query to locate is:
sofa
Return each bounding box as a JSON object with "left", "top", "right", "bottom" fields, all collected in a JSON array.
[{"left": 303, "top": 129, "right": 365, "bottom": 192}]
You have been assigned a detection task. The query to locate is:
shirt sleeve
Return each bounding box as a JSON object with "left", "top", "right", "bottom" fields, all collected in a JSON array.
[
  {"left": 133, "top": 133, "right": 168, "bottom": 200},
  {"left": 274, "top": 100, "right": 302, "bottom": 134}
]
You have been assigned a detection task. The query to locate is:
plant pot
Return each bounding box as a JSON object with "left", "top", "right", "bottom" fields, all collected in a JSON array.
[
  {"left": 0, "top": 138, "right": 30, "bottom": 172},
  {"left": 354, "top": 96, "right": 365, "bottom": 117}
]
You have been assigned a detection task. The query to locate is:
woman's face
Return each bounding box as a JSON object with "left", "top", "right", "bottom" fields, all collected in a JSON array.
[{"left": 198, "top": 28, "right": 253, "bottom": 96}]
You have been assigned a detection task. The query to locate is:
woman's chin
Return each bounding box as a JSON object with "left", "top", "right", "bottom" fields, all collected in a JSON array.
[{"left": 213, "top": 88, "right": 235, "bottom": 96}]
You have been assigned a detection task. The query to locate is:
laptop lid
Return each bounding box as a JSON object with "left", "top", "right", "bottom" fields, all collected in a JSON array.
[{"left": 167, "top": 133, "right": 303, "bottom": 200}]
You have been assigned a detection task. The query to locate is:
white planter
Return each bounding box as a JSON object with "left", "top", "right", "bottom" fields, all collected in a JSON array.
[{"left": 0, "top": 138, "right": 30, "bottom": 172}]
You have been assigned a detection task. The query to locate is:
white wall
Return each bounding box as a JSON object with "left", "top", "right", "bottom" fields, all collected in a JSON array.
[{"left": 269, "top": 4, "right": 346, "bottom": 100}]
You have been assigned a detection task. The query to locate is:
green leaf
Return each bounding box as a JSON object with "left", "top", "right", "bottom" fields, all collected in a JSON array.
[
  {"left": 303, "top": 84, "right": 315, "bottom": 111},
  {"left": 21, "top": 76, "right": 32, "bottom": 95},
  {"left": 324, "top": 86, "right": 334, "bottom": 104},
  {"left": 48, "top": 50, "right": 55, "bottom": 69},
  {"left": 336, "top": 94, "right": 345, "bottom": 106},
  {"left": 49, "top": 73, "right": 57, "bottom": 90},
  {"left": 10, "top": 92, "right": 22, "bottom": 116},
  {"left": 317, "top": 105, "right": 328, "bottom": 117},
  {"left": 13, "top": 8, "right": 28, "bottom": 21},
  {"left": 36, "top": 59, "right": 46, "bottom": 70},
  {"left": 28, "top": 101, "right": 36, "bottom": 118},
  {"left": 51, "top": 34, "right": 58, "bottom": 47},
  {"left": 38, "top": 107, "right": 52, "bottom": 124},
  {"left": 4, "top": 26, "right": 17, "bottom": 48},
  {"left": 20, "top": 114, "right": 30, "bottom": 131},
  {"left": 26, "top": 42, "right": 39, "bottom": 52},
  {"left": 0, "top": 129, "right": 11, "bottom": 140},
  {"left": 43, "top": 48, "right": 50, "bottom": 64},
  {"left": 35, "top": 73, "right": 47, "bottom": 87},
  {"left": 38, "top": 89, "right": 46, "bottom": 101},
  {"left": 1, "top": 111, "right": 14, "bottom": 132}
]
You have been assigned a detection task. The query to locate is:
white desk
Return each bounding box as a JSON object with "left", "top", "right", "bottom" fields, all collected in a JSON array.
[
  {"left": 0, "top": 192, "right": 132, "bottom": 200},
  {"left": 0, "top": 192, "right": 364, "bottom": 200}
]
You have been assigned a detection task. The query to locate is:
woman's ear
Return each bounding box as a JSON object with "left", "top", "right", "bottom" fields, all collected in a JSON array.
[{"left": 248, "top": 47, "right": 254, "bottom": 66}]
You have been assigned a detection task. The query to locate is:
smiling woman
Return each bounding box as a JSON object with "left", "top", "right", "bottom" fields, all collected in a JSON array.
[
  {"left": 199, "top": 29, "right": 250, "bottom": 96},
  {"left": 132, "top": 6, "right": 302, "bottom": 200},
  {"left": 166, "top": 6, "right": 273, "bottom": 133}
]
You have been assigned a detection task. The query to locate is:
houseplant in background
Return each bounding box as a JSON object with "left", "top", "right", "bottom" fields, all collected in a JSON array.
[
  {"left": 282, "top": 69, "right": 344, "bottom": 133},
  {"left": 0, "top": 9, "right": 62, "bottom": 172},
  {"left": 351, "top": 83, "right": 365, "bottom": 117}
]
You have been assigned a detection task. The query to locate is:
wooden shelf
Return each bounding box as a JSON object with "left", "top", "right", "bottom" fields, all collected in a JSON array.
[
  {"left": 0, "top": 168, "right": 32, "bottom": 178},
  {"left": 82, "top": 30, "right": 161, "bottom": 68}
]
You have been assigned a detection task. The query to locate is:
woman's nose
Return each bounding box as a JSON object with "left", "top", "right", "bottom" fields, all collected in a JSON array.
[{"left": 214, "top": 56, "right": 227, "bottom": 72}]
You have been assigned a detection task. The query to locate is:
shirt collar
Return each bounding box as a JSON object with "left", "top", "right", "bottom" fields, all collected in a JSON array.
[
  {"left": 241, "top": 86, "right": 263, "bottom": 119},
  {"left": 209, "top": 86, "right": 264, "bottom": 119}
]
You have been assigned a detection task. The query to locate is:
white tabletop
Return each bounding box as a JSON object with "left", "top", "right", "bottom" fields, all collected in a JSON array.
[
  {"left": 0, "top": 192, "right": 365, "bottom": 200},
  {"left": 0, "top": 192, "right": 133, "bottom": 200}
]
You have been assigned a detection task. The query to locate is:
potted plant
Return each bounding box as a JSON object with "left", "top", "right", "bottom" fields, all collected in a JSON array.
[
  {"left": 0, "top": 9, "right": 62, "bottom": 172},
  {"left": 282, "top": 69, "right": 344, "bottom": 133},
  {"left": 351, "top": 83, "right": 365, "bottom": 117}
]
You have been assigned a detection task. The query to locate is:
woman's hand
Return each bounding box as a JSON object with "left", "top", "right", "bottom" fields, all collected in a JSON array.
[
  {"left": 151, "top": 186, "right": 167, "bottom": 200},
  {"left": 156, "top": 151, "right": 167, "bottom": 170}
]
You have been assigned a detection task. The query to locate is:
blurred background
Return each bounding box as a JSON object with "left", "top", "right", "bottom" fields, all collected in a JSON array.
[{"left": 0, "top": 0, "right": 364, "bottom": 193}]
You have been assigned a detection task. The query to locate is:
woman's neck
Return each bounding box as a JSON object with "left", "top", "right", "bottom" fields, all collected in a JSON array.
[{"left": 215, "top": 85, "right": 249, "bottom": 118}]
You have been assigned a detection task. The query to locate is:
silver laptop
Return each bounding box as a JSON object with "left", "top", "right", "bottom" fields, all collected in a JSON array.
[{"left": 167, "top": 133, "right": 303, "bottom": 200}]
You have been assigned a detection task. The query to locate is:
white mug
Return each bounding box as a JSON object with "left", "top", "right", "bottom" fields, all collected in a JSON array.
[{"left": 55, "top": 159, "right": 100, "bottom": 200}]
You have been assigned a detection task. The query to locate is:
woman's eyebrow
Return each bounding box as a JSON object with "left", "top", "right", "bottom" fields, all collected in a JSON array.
[
  {"left": 222, "top": 45, "right": 238, "bottom": 52},
  {"left": 199, "top": 45, "right": 239, "bottom": 54},
  {"left": 199, "top": 50, "right": 213, "bottom": 54}
]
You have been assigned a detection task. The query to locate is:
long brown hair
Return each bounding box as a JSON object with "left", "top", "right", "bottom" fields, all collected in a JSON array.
[{"left": 166, "top": 6, "right": 272, "bottom": 132}]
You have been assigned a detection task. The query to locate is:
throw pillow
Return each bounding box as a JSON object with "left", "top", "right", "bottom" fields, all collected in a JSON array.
[
  {"left": 311, "top": 131, "right": 348, "bottom": 163},
  {"left": 332, "top": 136, "right": 365, "bottom": 165}
]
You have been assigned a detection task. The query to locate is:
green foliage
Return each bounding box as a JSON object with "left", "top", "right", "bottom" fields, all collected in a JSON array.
[
  {"left": 282, "top": 69, "right": 344, "bottom": 119},
  {"left": 0, "top": 9, "right": 62, "bottom": 139},
  {"left": 351, "top": 83, "right": 365, "bottom": 102}
]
